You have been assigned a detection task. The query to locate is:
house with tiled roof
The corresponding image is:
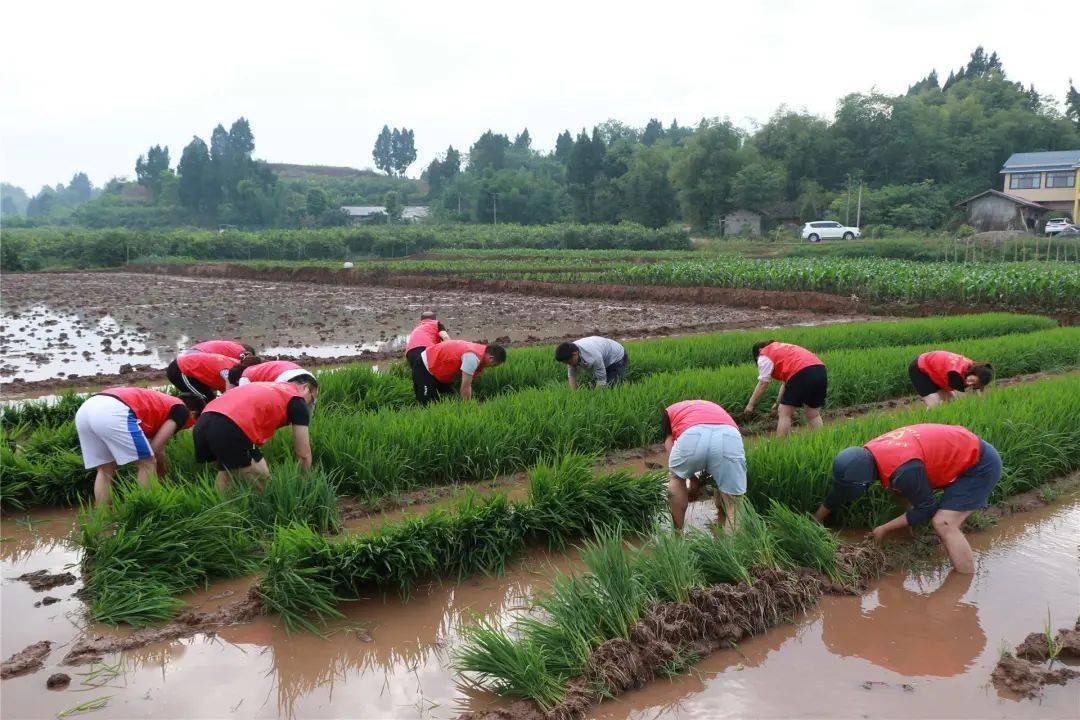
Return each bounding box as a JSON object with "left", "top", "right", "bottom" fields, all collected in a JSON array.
[{"left": 999, "top": 150, "right": 1080, "bottom": 219}]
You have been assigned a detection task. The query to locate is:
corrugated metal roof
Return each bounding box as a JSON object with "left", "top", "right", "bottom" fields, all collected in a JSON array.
[
  {"left": 1000, "top": 150, "right": 1080, "bottom": 173},
  {"left": 953, "top": 189, "right": 1049, "bottom": 209}
]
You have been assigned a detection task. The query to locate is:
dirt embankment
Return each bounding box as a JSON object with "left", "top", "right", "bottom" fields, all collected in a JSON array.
[
  {"left": 60, "top": 587, "right": 264, "bottom": 666},
  {"left": 992, "top": 617, "right": 1080, "bottom": 697},
  {"left": 460, "top": 544, "right": 885, "bottom": 720}
]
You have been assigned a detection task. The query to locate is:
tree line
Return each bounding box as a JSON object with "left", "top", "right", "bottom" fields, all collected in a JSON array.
[{"left": 4, "top": 47, "right": 1079, "bottom": 232}]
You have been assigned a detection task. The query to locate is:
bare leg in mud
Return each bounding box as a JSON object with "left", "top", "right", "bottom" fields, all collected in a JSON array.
[
  {"left": 776, "top": 404, "right": 796, "bottom": 436},
  {"left": 932, "top": 509, "right": 976, "bottom": 573},
  {"left": 805, "top": 406, "right": 823, "bottom": 430},
  {"left": 668, "top": 472, "right": 696, "bottom": 530},
  {"left": 93, "top": 463, "right": 118, "bottom": 507},
  {"left": 217, "top": 458, "right": 271, "bottom": 492}
]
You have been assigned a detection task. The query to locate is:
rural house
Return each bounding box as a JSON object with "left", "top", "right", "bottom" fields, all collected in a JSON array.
[{"left": 956, "top": 149, "right": 1080, "bottom": 230}]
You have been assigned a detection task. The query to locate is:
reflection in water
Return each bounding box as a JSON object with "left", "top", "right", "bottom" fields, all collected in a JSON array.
[{"left": 822, "top": 569, "right": 984, "bottom": 676}]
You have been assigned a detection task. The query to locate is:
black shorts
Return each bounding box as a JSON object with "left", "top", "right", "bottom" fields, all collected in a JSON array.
[
  {"left": 780, "top": 364, "right": 827, "bottom": 408},
  {"left": 167, "top": 359, "right": 216, "bottom": 413},
  {"left": 908, "top": 359, "right": 941, "bottom": 397},
  {"left": 411, "top": 354, "right": 453, "bottom": 405},
  {"left": 193, "top": 411, "right": 262, "bottom": 470},
  {"left": 405, "top": 347, "right": 425, "bottom": 371}
]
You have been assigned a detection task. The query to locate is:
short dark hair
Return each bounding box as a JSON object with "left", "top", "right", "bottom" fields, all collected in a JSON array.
[
  {"left": 554, "top": 342, "right": 577, "bottom": 363},
  {"left": 751, "top": 340, "right": 776, "bottom": 360},
  {"left": 969, "top": 363, "right": 994, "bottom": 388},
  {"left": 420, "top": 311, "right": 437, "bottom": 320},
  {"left": 241, "top": 344, "right": 257, "bottom": 356},
  {"left": 486, "top": 345, "right": 507, "bottom": 364},
  {"left": 660, "top": 408, "right": 672, "bottom": 438},
  {"left": 290, "top": 374, "right": 319, "bottom": 391}
]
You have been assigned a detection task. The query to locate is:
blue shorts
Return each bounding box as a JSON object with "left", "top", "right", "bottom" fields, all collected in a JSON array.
[
  {"left": 668, "top": 424, "right": 747, "bottom": 496},
  {"left": 940, "top": 441, "right": 1001, "bottom": 512}
]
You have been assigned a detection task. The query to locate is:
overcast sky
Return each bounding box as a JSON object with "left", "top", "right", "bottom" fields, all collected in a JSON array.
[{"left": 2, "top": 0, "right": 1078, "bottom": 192}]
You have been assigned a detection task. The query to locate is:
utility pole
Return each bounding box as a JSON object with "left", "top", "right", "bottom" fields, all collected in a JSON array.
[
  {"left": 844, "top": 175, "right": 852, "bottom": 226},
  {"left": 855, "top": 180, "right": 863, "bottom": 228},
  {"left": 491, "top": 192, "right": 500, "bottom": 225}
]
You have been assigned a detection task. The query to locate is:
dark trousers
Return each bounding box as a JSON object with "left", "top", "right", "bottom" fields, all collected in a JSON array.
[
  {"left": 410, "top": 350, "right": 453, "bottom": 405},
  {"left": 605, "top": 351, "right": 629, "bottom": 386},
  {"left": 166, "top": 359, "right": 216, "bottom": 414}
]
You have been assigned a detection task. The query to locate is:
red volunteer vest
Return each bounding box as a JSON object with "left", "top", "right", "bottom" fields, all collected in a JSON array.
[
  {"left": 406, "top": 319, "right": 443, "bottom": 353},
  {"left": 760, "top": 342, "right": 824, "bottom": 382},
  {"left": 203, "top": 382, "right": 304, "bottom": 445},
  {"left": 864, "top": 424, "right": 981, "bottom": 489},
  {"left": 100, "top": 387, "right": 193, "bottom": 437},
  {"left": 241, "top": 360, "right": 302, "bottom": 383},
  {"left": 666, "top": 400, "right": 738, "bottom": 441},
  {"left": 177, "top": 352, "right": 237, "bottom": 392},
  {"left": 916, "top": 351, "right": 973, "bottom": 391},
  {"left": 426, "top": 340, "right": 488, "bottom": 384},
  {"left": 191, "top": 340, "right": 247, "bottom": 360}
]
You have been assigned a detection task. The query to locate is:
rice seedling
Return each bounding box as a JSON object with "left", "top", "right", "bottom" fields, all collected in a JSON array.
[
  {"left": 577, "top": 526, "right": 651, "bottom": 638},
  {"left": 765, "top": 500, "right": 842, "bottom": 581},
  {"left": 56, "top": 696, "right": 112, "bottom": 718},
  {"left": 259, "top": 457, "right": 665, "bottom": 631},
  {"left": 730, "top": 501, "right": 792, "bottom": 570},
  {"left": 636, "top": 530, "right": 705, "bottom": 604},
  {"left": 454, "top": 620, "right": 566, "bottom": 711},
  {"left": 687, "top": 530, "right": 751, "bottom": 585}
]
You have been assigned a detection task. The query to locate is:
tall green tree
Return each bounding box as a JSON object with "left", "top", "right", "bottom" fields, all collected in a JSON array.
[
  {"left": 390, "top": 128, "right": 416, "bottom": 175},
  {"left": 67, "top": 173, "right": 93, "bottom": 203},
  {"left": 469, "top": 131, "right": 511, "bottom": 172},
  {"left": 177, "top": 136, "right": 212, "bottom": 213},
  {"left": 373, "top": 125, "right": 394, "bottom": 175},
  {"left": 135, "top": 145, "right": 171, "bottom": 200},
  {"left": 513, "top": 128, "right": 531, "bottom": 150},
  {"left": 642, "top": 118, "right": 665, "bottom": 146},
  {"left": 669, "top": 119, "right": 745, "bottom": 228},
  {"left": 554, "top": 130, "right": 573, "bottom": 163},
  {"left": 1066, "top": 79, "right": 1080, "bottom": 126},
  {"left": 617, "top": 145, "right": 678, "bottom": 227}
]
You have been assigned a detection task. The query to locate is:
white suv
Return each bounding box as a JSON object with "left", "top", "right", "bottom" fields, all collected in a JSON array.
[
  {"left": 801, "top": 221, "right": 860, "bottom": 242},
  {"left": 1045, "top": 218, "right": 1072, "bottom": 235}
]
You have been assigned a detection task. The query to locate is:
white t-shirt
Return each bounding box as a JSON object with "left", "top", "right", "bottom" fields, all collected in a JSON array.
[{"left": 757, "top": 355, "right": 775, "bottom": 382}]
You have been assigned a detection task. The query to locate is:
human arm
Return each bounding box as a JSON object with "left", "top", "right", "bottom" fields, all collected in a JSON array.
[
  {"left": 745, "top": 357, "right": 774, "bottom": 413},
  {"left": 872, "top": 461, "right": 936, "bottom": 539},
  {"left": 946, "top": 372, "right": 966, "bottom": 393},
  {"left": 745, "top": 380, "right": 770, "bottom": 414},
  {"left": 459, "top": 352, "right": 480, "bottom": 401},
  {"left": 291, "top": 425, "right": 313, "bottom": 470},
  {"left": 149, "top": 417, "right": 181, "bottom": 478},
  {"left": 459, "top": 372, "right": 474, "bottom": 401},
  {"left": 772, "top": 383, "right": 785, "bottom": 411},
  {"left": 592, "top": 360, "right": 608, "bottom": 388},
  {"left": 567, "top": 368, "right": 578, "bottom": 390},
  {"left": 438, "top": 330, "right": 451, "bottom": 342}
]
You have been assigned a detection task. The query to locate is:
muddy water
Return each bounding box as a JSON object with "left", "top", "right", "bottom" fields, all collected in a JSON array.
[
  {"left": 2, "top": 498, "right": 1077, "bottom": 719},
  {"left": 1, "top": 272, "right": 837, "bottom": 387}
]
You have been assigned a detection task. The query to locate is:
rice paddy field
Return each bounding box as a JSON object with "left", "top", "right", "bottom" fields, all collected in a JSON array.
[{"left": 2, "top": 247, "right": 1079, "bottom": 719}]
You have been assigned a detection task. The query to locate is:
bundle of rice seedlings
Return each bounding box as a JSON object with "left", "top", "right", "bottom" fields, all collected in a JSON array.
[
  {"left": 238, "top": 464, "right": 341, "bottom": 534},
  {"left": 687, "top": 529, "right": 751, "bottom": 585},
  {"left": 730, "top": 501, "right": 792, "bottom": 570},
  {"left": 455, "top": 621, "right": 565, "bottom": 711},
  {"left": 765, "top": 500, "right": 843, "bottom": 581},
  {"left": 635, "top": 530, "right": 705, "bottom": 604},
  {"left": 578, "top": 526, "right": 651, "bottom": 637}
]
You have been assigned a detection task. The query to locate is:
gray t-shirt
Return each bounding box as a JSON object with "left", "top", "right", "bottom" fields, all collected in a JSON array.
[{"left": 570, "top": 336, "right": 626, "bottom": 386}]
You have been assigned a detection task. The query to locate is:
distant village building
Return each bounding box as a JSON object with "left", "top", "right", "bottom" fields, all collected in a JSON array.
[
  {"left": 957, "top": 150, "right": 1079, "bottom": 231},
  {"left": 341, "top": 205, "right": 429, "bottom": 225},
  {"left": 719, "top": 209, "right": 762, "bottom": 236}
]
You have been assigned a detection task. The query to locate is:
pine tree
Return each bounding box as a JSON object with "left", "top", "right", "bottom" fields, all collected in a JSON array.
[
  {"left": 177, "top": 136, "right": 212, "bottom": 212},
  {"left": 1066, "top": 79, "right": 1080, "bottom": 126},
  {"left": 513, "top": 128, "right": 531, "bottom": 150},
  {"left": 373, "top": 125, "right": 394, "bottom": 175},
  {"left": 554, "top": 130, "right": 574, "bottom": 163},
  {"left": 642, "top": 118, "right": 665, "bottom": 146}
]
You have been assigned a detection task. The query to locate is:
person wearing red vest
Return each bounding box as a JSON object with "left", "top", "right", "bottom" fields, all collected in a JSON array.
[
  {"left": 910, "top": 351, "right": 994, "bottom": 407},
  {"left": 188, "top": 340, "right": 257, "bottom": 361},
  {"left": 814, "top": 424, "right": 1001, "bottom": 573},
  {"left": 226, "top": 359, "right": 313, "bottom": 388},
  {"left": 663, "top": 400, "right": 746, "bottom": 532},
  {"left": 405, "top": 311, "right": 451, "bottom": 370},
  {"left": 744, "top": 340, "right": 827, "bottom": 436},
  {"left": 167, "top": 351, "right": 261, "bottom": 414},
  {"left": 413, "top": 339, "right": 506, "bottom": 404},
  {"left": 74, "top": 387, "right": 194, "bottom": 506},
  {"left": 192, "top": 377, "right": 318, "bottom": 490}
]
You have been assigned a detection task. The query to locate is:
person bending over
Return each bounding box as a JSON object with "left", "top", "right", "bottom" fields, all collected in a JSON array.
[
  {"left": 909, "top": 351, "right": 993, "bottom": 408},
  {"left": 167, "top": 351, "right": 260, "bottom": 414},
  {"left": 405, "top": 312, "right": 451, "bottom": 371},
  {"left": 663, "top": 400, "right": 746, "bottom": 532},
  {"left": 555, "top": 336, "right": 628, "bottom": 389},
  {"left": 227, "top": 359, "right": 312, "bottom": 388},
  {"left": 74, "top": 387, "right": 193, "bottom": 506},
  {"left": 193, "top": 377, "right": 318, "bottom": 491},
  {"left": 813, "top": 423, "right": 1001, "bottom": 574},
  {"left": 188, "top": 340, "right": 257, "bottom": 361},
  {"left": 744, "top": 340, "right": 827, "bottom": 436},
  {"left": 413, "top": 339, "right": 505, "bottom": 404}
]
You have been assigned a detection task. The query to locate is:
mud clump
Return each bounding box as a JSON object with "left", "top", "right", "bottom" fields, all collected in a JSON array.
[
  {"left": 46, "top": 673, "right": 71, "bottom": 689},
  {"left": 992, "top": 653, "right": 1078, "bottom": 697},
  {"left": 17, "top": 569, "right": 76, "bottom": 591},
  {"left": 1015, "top": 632, "right": 1051, "bottom": 661},
  {"left": 1, "top": 640, "right": 52, "bottom": 679},
  {"left": 62, "top": 587, "right": 263, "bottom": 666}
]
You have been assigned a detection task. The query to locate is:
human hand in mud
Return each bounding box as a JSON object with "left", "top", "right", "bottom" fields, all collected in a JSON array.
[
  {"left": 869, "top": 525, "right": 889, "bottom": 543},
  {"left": 742, "top": 404, "right": 755, "bottom": 417}
]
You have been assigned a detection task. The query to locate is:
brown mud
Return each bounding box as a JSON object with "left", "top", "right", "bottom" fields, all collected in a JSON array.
[
  {"left": 1, "top": 641, "right": 52, "bottom": 679},
  {"left": 132, "top": 261, "right": 1080, "bottom": 323},
  {"left": 16, "top": 569, "right": 76, "bottom": 592},
  {"left": 991, "top": 654, "right": 1079, "bottom": 698},
  {"left": 1, "top": 495, "right": 1079, "bottom": 718},
  {"left": 1, "top": 270, "right": 864, "bottom": 397}
]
